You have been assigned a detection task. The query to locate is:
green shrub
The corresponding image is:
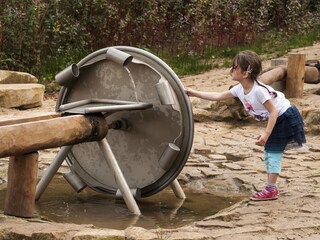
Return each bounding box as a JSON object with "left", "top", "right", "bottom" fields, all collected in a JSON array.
[{"left": 0, "top": 0, "right": 319, "bottom": 88}]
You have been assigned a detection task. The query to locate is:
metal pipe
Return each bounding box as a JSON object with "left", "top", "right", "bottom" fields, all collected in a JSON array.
[
  {"left": 98, "top": 138, "right": 141, "bottom": 215},
  {"left": 155, "top": 79, "right": 176, "bottom": 105},
  {"left": 170, "top": 179, "right": 186, "bottom": 199},
  {"left": 35, "top": 146, "right": 72, "bottom": 201},
  {"left": 105, "top": 47, "right": 133, "bottom": 66},
  {"left": 84, "top": 103, "right": 152, "bottom": 114},
  {"left": 115, "top": 188, "right": 141, "bottom": 200},
  {"left": 55, "top": 64, "right": 79, "bottom": 86},
  {"left": 63, "top": 171, "right": 87, "bottom": 193},
  {"left": 158, "top": 143, "right": 180, "bottom": 171}
]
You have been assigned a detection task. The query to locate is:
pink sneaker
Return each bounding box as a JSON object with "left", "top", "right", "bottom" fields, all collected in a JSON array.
[{"left": 250, "top": 187, "right": 279, "bottom": 201}]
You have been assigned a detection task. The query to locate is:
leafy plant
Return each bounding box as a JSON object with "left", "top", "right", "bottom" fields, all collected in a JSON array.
[{"left": 0, "top": 0, "right": 319, "bottom": 88}]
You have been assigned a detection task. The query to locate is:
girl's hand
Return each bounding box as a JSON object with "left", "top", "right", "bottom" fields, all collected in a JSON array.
[
  {"left": 255, "top": 131, "right": 270, "bottom": 146},
  {"left": 185, "top": 87, "right": 196, "bottom": 97}
]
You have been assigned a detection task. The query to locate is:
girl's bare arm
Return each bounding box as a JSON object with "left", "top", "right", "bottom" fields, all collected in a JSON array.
[
  {"left": 185, "top": 87, "right": 233, "bottom": 101},
  {"left": 255, "top": 99, "right": 279, "bottom": 146}
]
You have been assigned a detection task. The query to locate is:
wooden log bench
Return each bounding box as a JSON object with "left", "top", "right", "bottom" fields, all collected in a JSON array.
[{"left": 260, "top": 53, "right": 307, "bottom": 98}]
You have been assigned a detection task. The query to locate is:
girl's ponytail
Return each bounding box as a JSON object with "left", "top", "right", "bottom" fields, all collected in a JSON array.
[{"left": 255, "top": 79, "right": 278, "bottom": 98}]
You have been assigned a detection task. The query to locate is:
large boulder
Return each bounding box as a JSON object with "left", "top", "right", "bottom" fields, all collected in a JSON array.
[
  {"left": 302, "top": 108, "right": 320, "bottom": 134},
  {"left": 0, "top": 70, "right": 38, "bottom": 84},
  {"left": 0, "top": 70, "right": 45, "bottom": 109},
  {"left": 191, "top": 97, "right": 249, "bottom": 122},
  {"left": 0, "top": 84, "right": 44, "bottom": 109}
]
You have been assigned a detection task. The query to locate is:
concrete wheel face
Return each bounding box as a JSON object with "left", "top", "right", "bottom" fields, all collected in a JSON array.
[{"left": 56, "top": 46, "right": 194, "bottom": 197}]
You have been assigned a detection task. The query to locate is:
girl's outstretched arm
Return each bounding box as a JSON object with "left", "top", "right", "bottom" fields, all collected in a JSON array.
[{"left": 185, "top": 87, "right": 233, "bottom": 101}]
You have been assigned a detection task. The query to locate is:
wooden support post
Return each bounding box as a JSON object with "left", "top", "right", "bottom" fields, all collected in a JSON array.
[
  {"left": 285, "top": 53, "right": 306, "bottom": 98},
  {"left": 4, "top": 152, "right": 38, "bottom": 217}
]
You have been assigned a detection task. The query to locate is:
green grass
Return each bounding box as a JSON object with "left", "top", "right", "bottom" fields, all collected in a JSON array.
[
  {"left": 38, "top": 27, "right": 320, "bottom": 91},
  {"left": 38, "top": 48, "right": 93, "bottom": 92},
  {"left": 161, "top": 27, "right": 320, "bottom": 77}
]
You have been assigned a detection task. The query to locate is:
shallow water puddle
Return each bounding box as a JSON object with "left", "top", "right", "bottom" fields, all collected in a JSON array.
[{"left": 0, "top": 177, "right": 242, "bottom": 229}]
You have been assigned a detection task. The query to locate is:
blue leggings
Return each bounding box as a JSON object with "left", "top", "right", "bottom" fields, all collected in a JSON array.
[{"left": 264, "top": 151, "right": 283, "bottom": 174}]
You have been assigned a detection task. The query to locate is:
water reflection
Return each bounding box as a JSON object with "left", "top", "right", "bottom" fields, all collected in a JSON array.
[{"left": 0, "top": 177, "right": 242, "bottom": 230}]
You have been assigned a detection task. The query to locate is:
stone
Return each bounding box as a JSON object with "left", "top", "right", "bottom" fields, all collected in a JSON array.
[
  {"left": 201, "top": 168, "right": 223, "bottom": 177},
  {"left": 268, "top": 218, "right": 320, "bottom": 231},
  {"left": 0, "top": 70, "right": 38, "bottom": 84},
  {"left": 192, "top": 100, "right": 238, "bottom": 122},
  {"left": 302, "top": 108, "right": 320, "bottom": 125},
  {"left": 190, "top": 98, "right": 211, "bottom": 110},
  {"left": 0, "top": 217, "right": 94, "bottom": 240},
  {"left": 301, "top": 108, "right": 320, "bottom": 134},
  {"left": 72, "top": 229, "right": 125, "bottom": 240},
  {"left": 0, "top": 83, "right": 44, "bottom": 109},
  {"left": 192, "top": 108, "right": 215, "bottom": 122},
  {"left": 186, "top": 162, "right": 210, "bottom": 167},
  {"left": 162, "top": 229, "right": 210, "bottom": 240},
  {"left": 125, "top": 227, "right": 157, "bottom": 240},
  {"left": 204, "top": 139, "right": 220, "bottom": 147},
  {"left": 220, "top": 98, "right": 249, "bottom": 121},
  {"left": 194, "top": 146, "right": 211, "bottom": 154},
  {"left": 204, "top": 200, "right": 247, "bottom": 221},
  {"left": 207, "top": 154, "right": 227, "bottom": 161},
  {"left": 184, "top": 167, "right": 205, "bottom": 179},
  {"left": 222, "top": 163, "right": 242, "bottom": 170},
  {"left": 225, "top": 153, "right": 249, "bottom": 161},
  {"left": 195, "top": 219, "right": 234, "bottom": 228}
]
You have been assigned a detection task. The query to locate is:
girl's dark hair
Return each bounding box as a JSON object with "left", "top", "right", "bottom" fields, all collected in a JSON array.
[
  {"left": 232, "top": 50, "right": 277, "bottom": 97},
  {"left": 232, "top": 50, "right": 262, "bottom": 79}
]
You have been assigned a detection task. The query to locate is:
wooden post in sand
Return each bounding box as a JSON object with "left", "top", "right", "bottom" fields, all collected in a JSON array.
[
  {"left": 4, "top": 153, "right": 39, "bottom": 217},
  {"left": 285, "top": 53, "right": 306, "bottom": 98}
]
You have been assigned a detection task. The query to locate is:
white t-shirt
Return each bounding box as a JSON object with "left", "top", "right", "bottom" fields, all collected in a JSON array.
[{"left": 229, "top": 81, "right": 291, "bottom": 121}]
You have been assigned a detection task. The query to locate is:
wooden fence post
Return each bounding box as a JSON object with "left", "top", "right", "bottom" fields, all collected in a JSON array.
[
  {"left": 285, "top": 53, "right": 306, "bottom": 98},
  {"left": 4, "top": 152, "right": 38, "bottom": 217}
]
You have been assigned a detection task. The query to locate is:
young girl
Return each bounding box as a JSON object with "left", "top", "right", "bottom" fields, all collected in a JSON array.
[{"left": 185, "top": 50, "right": 306, "bottom": 201}]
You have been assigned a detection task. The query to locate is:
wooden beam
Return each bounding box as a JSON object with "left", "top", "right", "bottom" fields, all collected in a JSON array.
[
  {"left": 0, "top": 113, "right": 61, "bottom": 127},
  {"left": 259, "top": 64, "right": 318, "bottom": 87},
  {"left": 0, "top": 114, "right": 108, "bottom": 158},
  {"left": 259, "top": 66, "right": 287, "bottom": 85},
  {"left": 305, "top": 66, "right": 320, "bottom": 84}
]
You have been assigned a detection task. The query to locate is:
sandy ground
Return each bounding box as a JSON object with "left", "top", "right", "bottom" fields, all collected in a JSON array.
[
  {"left": 177, "top": 43, "right": 320, "bottom": 239},
  {"left": 0, "top": 43, "right": 320, "bottom": 239}
]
